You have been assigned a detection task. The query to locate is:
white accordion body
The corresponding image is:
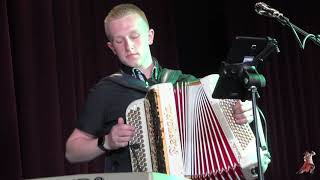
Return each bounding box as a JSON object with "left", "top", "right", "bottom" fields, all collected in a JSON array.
[{"left": 126, "top": 74, "right": 269, "bottom": 179}]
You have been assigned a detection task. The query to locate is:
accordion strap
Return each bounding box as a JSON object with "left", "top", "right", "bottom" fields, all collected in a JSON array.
[
  {"left": 106, "top": 72, "right": 148, "bottom": 93},
  {"left": 159, "top": 68, "right": 197, "bottom": 84},
  {"left": 106, "top": 68, "right": 197, "bottom": 91}
]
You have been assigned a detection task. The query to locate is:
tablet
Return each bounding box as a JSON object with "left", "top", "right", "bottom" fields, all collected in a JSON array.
[
  {"left": 212, "top": 36, "right": 269, "bottom": 100},
  {"left": 226, "top": 36, "right": 268, "bottom": 65}
]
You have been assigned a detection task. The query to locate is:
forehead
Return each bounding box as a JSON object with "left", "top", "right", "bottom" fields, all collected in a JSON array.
[{"left": 107, "top": 13, "right": 148, "bottom": 37}]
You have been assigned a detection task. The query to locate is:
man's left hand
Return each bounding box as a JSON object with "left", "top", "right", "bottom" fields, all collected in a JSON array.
[{"left": 232, "top": 100, "right": 253, "bottom": 125}]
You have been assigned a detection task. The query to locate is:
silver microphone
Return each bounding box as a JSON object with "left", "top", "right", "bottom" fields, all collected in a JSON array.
[{"left": 254, "top": 2, "right": 283, "bottom": 18}]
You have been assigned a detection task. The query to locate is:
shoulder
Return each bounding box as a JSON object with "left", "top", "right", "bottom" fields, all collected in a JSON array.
[
  {"left": 90, "top": 73, "right": 125, "bottom": 92},
  {"left": 83, "top": 75, "right": 123, "bottom": 104}
]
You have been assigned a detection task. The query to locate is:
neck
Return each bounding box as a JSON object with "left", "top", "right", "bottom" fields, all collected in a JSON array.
[
  {"left": 120, "top": 56, "right": 155, "bottom": 79},
  {"left": 139, "top": 62, "right": 154, "bottom": 79},
  {"left": 136, "top": 55, "right": 154, "bottom": 79}
]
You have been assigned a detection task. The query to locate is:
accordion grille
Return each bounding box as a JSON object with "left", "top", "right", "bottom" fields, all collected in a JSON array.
[{"left": 219, "top": 100, "right": 255, "bottom": 150}]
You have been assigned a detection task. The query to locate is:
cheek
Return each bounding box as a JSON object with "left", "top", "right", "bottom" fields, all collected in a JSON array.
[
  {"left": 113, "top": 44, "right": 125, "bottom": 54},
  {"left": 136, "top": 39, "right": 148, "bottom": 51},
  {"left": 133, "top": 39, "right": 142, "bottom": 48}
]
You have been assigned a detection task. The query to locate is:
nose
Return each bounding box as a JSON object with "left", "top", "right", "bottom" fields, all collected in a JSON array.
[{"left": 125, "top": 38, "right": 135, "bottom": 51}]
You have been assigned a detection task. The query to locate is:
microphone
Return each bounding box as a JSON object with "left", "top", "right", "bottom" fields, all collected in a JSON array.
[{"left": 254, "top": 2, "right": 283, "bottom": 18}]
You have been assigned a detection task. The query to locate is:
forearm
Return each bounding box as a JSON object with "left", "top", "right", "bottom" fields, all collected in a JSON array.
[
  {"left": 65, "top": 119, "right": 134, "bottom": 163},
  {"left": 65, "top": 136, "right": 105, "bottom": 163}
]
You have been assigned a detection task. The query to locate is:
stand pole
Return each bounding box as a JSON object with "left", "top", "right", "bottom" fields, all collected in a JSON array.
[{"left": 249, "top": 86, "right": 264, "bottom": 180}]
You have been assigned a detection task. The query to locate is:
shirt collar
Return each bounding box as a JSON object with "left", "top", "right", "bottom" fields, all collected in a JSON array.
[{"left": 120, "top": 57, "right": 161, "bottom": 87}]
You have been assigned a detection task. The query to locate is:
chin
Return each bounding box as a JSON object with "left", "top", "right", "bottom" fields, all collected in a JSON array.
[
  {"left": 122, "top": 62, "right": 138, "bottom": 68},
  {"left": 128, "top": 60, "right": 142, "bottom": 68}
]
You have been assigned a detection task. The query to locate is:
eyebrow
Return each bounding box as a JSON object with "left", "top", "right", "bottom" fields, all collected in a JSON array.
[{"left": 112, "top": 30, "right": 142, "bottom": 39}]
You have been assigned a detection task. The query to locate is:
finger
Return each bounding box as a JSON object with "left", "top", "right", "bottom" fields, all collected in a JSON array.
[
  {"left": 119, "top": 142, "right": 129, "bottom": 148},
  {"left": 117, "top": 124, "right": 135, "bottom": 131},
  {"left": 116, "top": 136, "right": 133, "bottom": 143},
  {"left": 235, "top": 115, "right": 253, "bottom": 125},
  {"left": 117, "top": 129, "right": 135, "bottom": 137},
  {"left": 117, "top": 117, "right": 125, "bottom": 124},
  {"left": 235, "top": 117, "right": 250, "bottom": 125},
  {"left": 233, "top": 110, "right": 253, "bottom": 120},
  {"left": 116, "top": 117, "right": 135, "bottom": 131},
  {"left": 111, "top": 142, "right": 129, "bottom": 149},
  {"left": 111, "top": 137, "right": 129, "bottom": 147},
  {"left": 233, "top": 101, "right": 252, "bottom": 114},
  {"left": 107, "top": 134, "right": 130, "bottom": 148}
]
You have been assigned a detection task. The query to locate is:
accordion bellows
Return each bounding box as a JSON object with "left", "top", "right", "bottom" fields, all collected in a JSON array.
[{"left": 126, "top": 74, "right": 269, "bottom": 180}]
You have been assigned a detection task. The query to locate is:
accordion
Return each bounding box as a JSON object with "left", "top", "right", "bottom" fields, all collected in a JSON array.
[{"left": 126, "top": 74, "right": 270, "bottom": 179}]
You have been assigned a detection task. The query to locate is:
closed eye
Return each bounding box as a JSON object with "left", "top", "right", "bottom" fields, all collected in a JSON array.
[
  {"left": 114, "top": 37, "right": 123, "bottom": 44},
  {"left": 130, "top": 33, "right": 140, "bottom": 39}
]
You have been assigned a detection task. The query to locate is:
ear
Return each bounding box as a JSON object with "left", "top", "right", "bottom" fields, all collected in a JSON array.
[
  {"left": 148, "top": 29, "right": 155, "bottom": 45},
  {"left": 107, "top": 42, "right": 117, "bottom": 55}
]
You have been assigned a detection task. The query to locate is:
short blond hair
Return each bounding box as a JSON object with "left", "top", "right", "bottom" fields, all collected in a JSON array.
[{"left": 104, "top": 3, "right": 149, "bottom": 40}]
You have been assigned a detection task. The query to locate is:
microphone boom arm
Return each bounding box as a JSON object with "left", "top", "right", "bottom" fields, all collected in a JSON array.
[
  {"left": 255, "top": 2, "right": 320, "bottom": 49},
  {"left": 276, "top": 15, "right": 320, "bottom": 48}
]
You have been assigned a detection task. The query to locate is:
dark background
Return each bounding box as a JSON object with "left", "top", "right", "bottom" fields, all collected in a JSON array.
[{"left": 1, "top": 0, "right": 320, "bottom": 179}]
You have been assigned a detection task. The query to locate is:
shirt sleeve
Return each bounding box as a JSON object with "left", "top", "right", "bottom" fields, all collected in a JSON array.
[{"left": 76, "top": 82, "right": 114, "bottom": 137}]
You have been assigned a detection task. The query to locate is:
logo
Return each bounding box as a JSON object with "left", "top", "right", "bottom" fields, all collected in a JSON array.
[{"left": 94, "top": 177, "right": 104, "bottom": 180}]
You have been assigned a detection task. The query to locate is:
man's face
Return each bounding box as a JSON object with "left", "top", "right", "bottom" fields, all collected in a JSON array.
[{"left": 106, "top": 13, "right": 154, "bottom": 69}]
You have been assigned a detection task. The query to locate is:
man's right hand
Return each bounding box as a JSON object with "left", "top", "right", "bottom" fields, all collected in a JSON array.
[{"left": 105, "top": 117, "right": 135, "bottom": 150}]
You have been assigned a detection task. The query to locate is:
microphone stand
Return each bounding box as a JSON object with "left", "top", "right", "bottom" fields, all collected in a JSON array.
[
  {"left": 243, "top": 66, "right": 265, "bottom": 180},
  {"left": 251, "top": 86, "right": 263, "bottom": 180},
  {"left": 242, "top": 39, "right": 279, "bottom": 179},
  {"left": 213, "top": 37, "right": 279, "bottom": 180},
  {"left": 217, "top": 63, "right": 267, "bottom": 180}
]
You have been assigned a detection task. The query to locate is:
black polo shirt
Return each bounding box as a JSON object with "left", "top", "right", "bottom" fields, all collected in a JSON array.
[{"left": 76, "top": 60, "right": 197, "bottom": 172}]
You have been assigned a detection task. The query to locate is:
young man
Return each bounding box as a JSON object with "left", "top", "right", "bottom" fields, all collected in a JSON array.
[{"left": 65, "top": 3, "right": 253, "bottom": 172}]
